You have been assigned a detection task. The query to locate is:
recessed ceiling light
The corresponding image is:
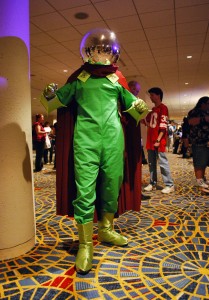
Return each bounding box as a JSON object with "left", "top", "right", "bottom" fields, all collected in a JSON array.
[
  {"left": 185, "top": 82, "right": 189, "bottom": 85},
  {"left": 74, "top": 12, "right": 89, "bottom": 19},
  {"left": 63, "top": 70, "right": 68, "bottom": 73},
  {"left": 187, "top": 55, "right": 192, "bottom": 59}
]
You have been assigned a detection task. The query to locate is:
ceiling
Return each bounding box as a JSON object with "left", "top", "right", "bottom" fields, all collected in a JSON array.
[{"left": 30, "top": 0, "right": 209, "bottom": 122}]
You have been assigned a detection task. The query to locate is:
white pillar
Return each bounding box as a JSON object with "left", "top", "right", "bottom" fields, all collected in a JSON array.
[{"left": 0, "top": 0, "right": 36, "bottom": 259}]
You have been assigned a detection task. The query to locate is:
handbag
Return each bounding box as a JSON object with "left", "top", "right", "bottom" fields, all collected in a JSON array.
[{"left": 45, "top": 134, "right": 51, "bottom": 149}]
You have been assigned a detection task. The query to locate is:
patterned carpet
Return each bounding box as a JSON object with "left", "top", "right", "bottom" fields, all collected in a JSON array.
[{"left": 0, "top": 153, "right": 209, "bottom": 300}]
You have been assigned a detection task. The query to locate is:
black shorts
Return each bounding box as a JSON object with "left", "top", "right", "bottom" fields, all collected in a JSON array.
[{"left": 192, "top": 144, "right": 209, "bottom": 168}]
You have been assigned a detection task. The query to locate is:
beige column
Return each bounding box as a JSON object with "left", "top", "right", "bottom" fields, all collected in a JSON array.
[{"left": 0, "top": 0, "right": 36, "bottom": 260}]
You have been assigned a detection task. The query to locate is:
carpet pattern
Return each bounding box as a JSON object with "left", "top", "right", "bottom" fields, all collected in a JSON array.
[{"left": 0, "top": 154, "right": 209, "bottom": 300}]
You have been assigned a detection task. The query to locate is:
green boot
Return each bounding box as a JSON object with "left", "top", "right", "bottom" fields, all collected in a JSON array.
[
  {"left": 98, "top": 213, "right": 128, "bottom": 246},
  {"left": 75, "top": 221, "right": 93, "bottom": 274}
]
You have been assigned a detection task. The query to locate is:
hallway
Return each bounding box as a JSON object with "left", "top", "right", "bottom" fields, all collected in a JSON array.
[{"left": 0, "top": 153, "right": 209, "bottom": 300}]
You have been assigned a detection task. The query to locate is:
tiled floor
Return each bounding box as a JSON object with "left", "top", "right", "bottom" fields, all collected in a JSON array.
[{"left": 0, "top": 153, "right": 209, "bottom": 299}]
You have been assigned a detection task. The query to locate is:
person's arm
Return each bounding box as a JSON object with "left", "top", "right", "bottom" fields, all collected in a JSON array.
[
  {"left": 188, "top": 115, "right": 209, "bottom": 126},
  {"left": 141, "top": 111, "right": 151, "bottom": 127},
  {"left": 154, "top": 105, "right": 168, "bottom": 148},
  {"left": 153, "top": 131, "right": 164, "bottom": 148},
  {"left": 188, "top": 116, "right": 202, "bottom": 126}
]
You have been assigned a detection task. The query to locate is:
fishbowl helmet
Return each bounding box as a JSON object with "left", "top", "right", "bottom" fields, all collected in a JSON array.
[{"left": 80, "top": 28, "right": 120, "bottom": 65}]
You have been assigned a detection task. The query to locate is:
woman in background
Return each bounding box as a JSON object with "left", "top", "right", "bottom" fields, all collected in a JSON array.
[
  {"left": 187, "top": 96, "right": 209, "bottom": 192},
  {"left": 32, "top": 114, "right": 46, "bottom": 172}
]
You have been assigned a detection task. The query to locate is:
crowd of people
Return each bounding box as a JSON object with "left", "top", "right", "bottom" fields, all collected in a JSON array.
[{"left": 165, "top": 119, "right": 190, "bottom": 159}]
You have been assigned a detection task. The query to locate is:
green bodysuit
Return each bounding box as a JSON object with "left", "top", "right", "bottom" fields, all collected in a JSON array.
[{"left": 55, "top": 75, "right": 138, "bottom": 224}]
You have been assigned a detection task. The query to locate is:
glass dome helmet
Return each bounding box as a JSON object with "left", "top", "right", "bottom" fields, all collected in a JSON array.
[{"left": 80, "top": 28, "right": 120, "bottom": 65}]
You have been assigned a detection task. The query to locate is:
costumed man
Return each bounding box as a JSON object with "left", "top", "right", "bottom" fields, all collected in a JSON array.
[{"left": 40, "top": 28, "right": 149, "bottom": 274}]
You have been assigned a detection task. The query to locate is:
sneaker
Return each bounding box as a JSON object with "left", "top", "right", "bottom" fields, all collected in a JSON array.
[
  {"left": 144, "top": 184, "right": 156, "bottom": 192},
  {"left": 197, "top": 179, "right": 209, "bottom": 189},
  {"left": 161, "top": 185, "right": 175, "bottom": 194}
]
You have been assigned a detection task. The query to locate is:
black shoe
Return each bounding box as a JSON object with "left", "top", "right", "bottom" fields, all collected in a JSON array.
[
  {"left": 142, "top": 159, "right": 148, "bottom": 164},
  {"left": 141, "top": 193, "right": 151, "bottom": 200}
]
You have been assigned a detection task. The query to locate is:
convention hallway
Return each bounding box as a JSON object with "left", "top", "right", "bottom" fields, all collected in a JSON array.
[{"left": 0, "top": 153, "right": 209, "bottom": 300}]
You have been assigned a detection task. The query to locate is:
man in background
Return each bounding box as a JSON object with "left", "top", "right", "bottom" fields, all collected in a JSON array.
[
  {"left": 144, "top": 87, "right": 174, "bottom": 194},
  {"left": 167, "top": 120, "right": 175, "bottom": 152}
]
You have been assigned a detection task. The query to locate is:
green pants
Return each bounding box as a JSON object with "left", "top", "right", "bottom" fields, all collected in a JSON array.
[{"left": 73, "top": 124, "right": 124, "bottom": 224}]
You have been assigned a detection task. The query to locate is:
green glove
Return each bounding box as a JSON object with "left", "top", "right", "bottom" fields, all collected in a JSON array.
[
  {"left": 133, "top": 98, "right": 149, "bottom": 113},
  {"left": 43, "top": 83, "right": 58, "bottom": 100},
  {"left": 40, "top": 83, "right": 66, "bottom": 114},
  {"left": 124, "top": 99, "right": 149, "bottom": 125}
]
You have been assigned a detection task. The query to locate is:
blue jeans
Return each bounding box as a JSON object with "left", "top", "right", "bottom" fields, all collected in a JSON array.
[{"left": 147, "top": 150, "right": 174, "bottom": 186}]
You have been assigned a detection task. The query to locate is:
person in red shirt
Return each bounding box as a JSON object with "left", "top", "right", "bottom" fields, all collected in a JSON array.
[{"left": 144, "top": 87, "right": 174, "bottom": 194}]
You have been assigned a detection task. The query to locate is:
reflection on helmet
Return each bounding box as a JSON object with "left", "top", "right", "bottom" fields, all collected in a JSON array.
[{"left": 80, "top": 28, "right": 120, "bottom": 65}]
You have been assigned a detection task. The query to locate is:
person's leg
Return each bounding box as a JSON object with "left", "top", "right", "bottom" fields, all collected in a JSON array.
[
  {"left": 73, "top": 147, "right": 99, "bottom": 274},
  {"left": 173, "top": 139, "right": 179, "bottom": 154},
  {"left": 141, "top": 146, "right": 148, "bottom": 164},
  {"left": 194, "top": 167, "right": 205, "bottom": 180},
  {"left": 43, "top": 149, "right": 48, "bottom": 164},
  {"left": 35, "top": 142, "right": 44, "bottom": 171},
  {"left": 144, "top": 150, "right": 157, "bottom": 191},
  {"left": 158, "top": 152, "right": 174, "bottom": 186},
  {"left": 168, "top": 138, "right": 171, "bottom": 152},
  {"left": 73, "top": 148, "right": 99, "bottom": 224},
  {"left": 98, "top": 129, "right": 128, "bottom": 246},
  {"left": 170, "top": 136, "right": 174, "bottom": 152},
  {"left": 192, "top": 145, "right": 209, "bottom": 189},
  {"left": 181, "top": 143, "right": 187, "bottom": 158},
  {"left": 49, "top": 143, "right": 53, "bottom": 163},
  {"left": 147, "top": 149, "right": 157, "bottom": 185}
]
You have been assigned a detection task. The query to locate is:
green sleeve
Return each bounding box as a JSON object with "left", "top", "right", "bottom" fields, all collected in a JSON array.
[
  {"left": 56, "top": 81, "right": 76, "bottom": 106},
  {"left": 120, "top": 87, "right": 137, "bottom": 110}
]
